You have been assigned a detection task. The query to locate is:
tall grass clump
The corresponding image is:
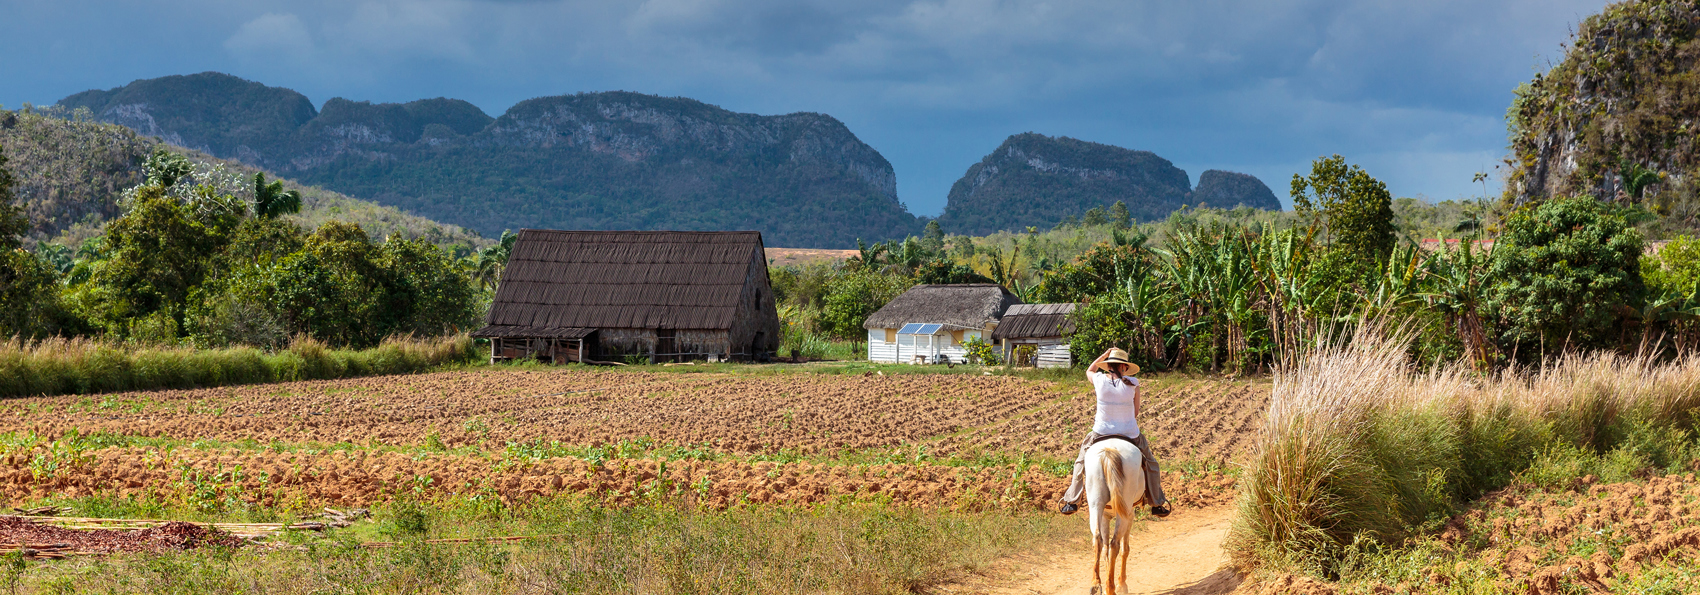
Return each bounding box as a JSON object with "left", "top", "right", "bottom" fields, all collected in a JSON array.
[
  {"left": 0, "top": 334, "right": 477, "bottom": 398},
  {"left": 1229, "top": 328, "right": 1700, "bottom": 575}
]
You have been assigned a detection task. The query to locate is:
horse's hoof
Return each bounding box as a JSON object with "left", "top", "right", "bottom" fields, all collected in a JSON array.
[{"left": 1088, "top": 586, "right": 1101, "bottom": 595}]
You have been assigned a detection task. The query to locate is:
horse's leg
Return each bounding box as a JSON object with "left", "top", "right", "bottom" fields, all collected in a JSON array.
[
  {"left": 1091, "top": 530, "right": 1103, "bottom": 595},
  {"left": 1104, "top": 533, "right": 1116, "bottom": 595},
  {"left": 1117, "top": 514, "right": 1133, "bottom": 590}
]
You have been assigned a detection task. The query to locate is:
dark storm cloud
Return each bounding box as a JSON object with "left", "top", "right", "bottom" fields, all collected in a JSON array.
[{"left": 0, "top": 0, "right": 1608, "bottom": 215}]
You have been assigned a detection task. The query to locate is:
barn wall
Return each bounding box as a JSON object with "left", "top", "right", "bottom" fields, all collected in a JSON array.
[
  {"left": 728, "top": 247, "right": 782, "bottom": 359},
  {"left": 596, "top": 328, "right": 731, "bottom": 360},
  {"left": 597, "top": 328, "right": 655, "bottom": 357},
  {"left": 678, "top": 329, "right": 730, "bottom": 357}
]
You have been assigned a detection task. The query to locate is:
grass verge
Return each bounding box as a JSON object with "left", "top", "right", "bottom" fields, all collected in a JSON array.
[
  {"left": 0, "top": 493, "right": 1067, "bottom": 595},
  {"left": 0, "top": 335, "right": 478, "bottom": 398},
  {"left": 1230, "top": 330, "right": 1700, "bottom": 577}
]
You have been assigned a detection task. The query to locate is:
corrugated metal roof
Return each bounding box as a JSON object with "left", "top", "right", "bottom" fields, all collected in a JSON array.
[
  {"left": 1003, "top": 303, "right": 1077, "bottom": 317},
  {"left": 485, "top": 230, "right": 763, "bottom": 331},
  {"left": 991, "top": 303, "right": 1080, "bottom": 340}
]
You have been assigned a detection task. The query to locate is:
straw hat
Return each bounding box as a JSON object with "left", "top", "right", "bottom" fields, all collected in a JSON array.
[{"left": 1104, "top": 348, "right": 1140, "bottom": 375}]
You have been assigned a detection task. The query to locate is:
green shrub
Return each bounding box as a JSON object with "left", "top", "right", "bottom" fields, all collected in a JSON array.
[
  {"left": 0, "top": 334, "right": 475, "bottom": 398},
  {"left": 1488, "top": 196, "right": 1645, "bottom": 354},
  {"left": 962, "top": 336, "right": 1001, "bottom": 365}
]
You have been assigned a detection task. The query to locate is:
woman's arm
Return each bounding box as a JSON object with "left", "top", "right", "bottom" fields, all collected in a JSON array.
[
  {"left": 1134, "top": 384, "right": 1142, "bottom": 418},
  {"left": 1086, "top": 349, "right": 1113, "bottom": 376}
]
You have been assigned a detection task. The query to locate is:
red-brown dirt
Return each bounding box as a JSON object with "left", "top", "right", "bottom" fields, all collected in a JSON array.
[
  {"left": 0, "top": 369, "right": 1266, "bottom": 510},
  {"left": 0, "top": 516, "right": 241, "bottom": 554},
  {"left": 0, "top": 446, "right": 1239, "bottom": 511},
  {"left": 936, "top": 377, "right": 1269, "bottom": 464},
  {"left": 0, "top": 370, "right": 1268, "bottom": 463},
  {"left": 1241, "top": 473, "right": 1700, "bottom": 595}
]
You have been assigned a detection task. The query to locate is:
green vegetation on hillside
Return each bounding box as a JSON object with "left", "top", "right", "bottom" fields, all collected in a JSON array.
[
  {"left": 0, "top": 106, "right": 490, "bottom": 249},
  {"left": 0, "top": 144, "right": 488, "bottom": 348},
  {"left": 1506, "top": 0, "right": 1700, "bottom": 236}
]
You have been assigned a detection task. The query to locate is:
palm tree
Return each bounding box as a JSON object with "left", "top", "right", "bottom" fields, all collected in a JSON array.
[
  {"left": 252, "top": 173, "right": 301, "bottom": 219},
  {"left": 984, "top": 244, "right": 1022, "bottom": 291},
  {"left": 473, "top": 231, "right": 518, "bottom": 292}
]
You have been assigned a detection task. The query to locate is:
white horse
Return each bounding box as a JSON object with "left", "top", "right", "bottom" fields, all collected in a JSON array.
[{"left": 1084, "top": 438, "right": 1147, "bottom": 595}]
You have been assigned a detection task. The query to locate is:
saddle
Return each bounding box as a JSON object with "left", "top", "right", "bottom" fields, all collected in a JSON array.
[
  {"left": 1087, "top": 433, "right": 1159, "bottom": 472},
  {"left": 1088, "top": 433, "right": 1138, "bottom": 447}
]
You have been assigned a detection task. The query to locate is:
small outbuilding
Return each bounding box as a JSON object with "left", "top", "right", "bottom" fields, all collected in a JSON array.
[
  {"left": 990, "top": 303, "right": 1080, "bottom": 368},
  {"left": 472, "top": 230, "right": 781, "bottom": 363},
  {"left": 863, "top": 284, "right": 1021, "bottom": 364}
]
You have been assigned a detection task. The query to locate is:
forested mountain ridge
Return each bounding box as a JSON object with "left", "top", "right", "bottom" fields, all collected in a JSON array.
[
  {"left": 58, "top": 73, "right": 920, "bottom": 247},
  {"left": 1506, "top": 0, "right": 1700, "bottom": 212},
  {"left": 1193, "top": 170, "right": 1281, "bottom": 210},
  {"left": 0, "top": 107, "right": 488, "bottom": 249},
  {"left": 934, "top": 133, "right": 1278, "bottom": 235}
]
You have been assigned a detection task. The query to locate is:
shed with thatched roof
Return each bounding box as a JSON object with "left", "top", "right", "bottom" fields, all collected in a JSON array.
[
  {"left": 862, "top": 284, "right": 1021, "bottom": 364},
  {"left": 471, "top": 230, "right": 781, "bottom": 363},
  {"left": 990, "top": 303, "right": 1079, "bottom": 368}
]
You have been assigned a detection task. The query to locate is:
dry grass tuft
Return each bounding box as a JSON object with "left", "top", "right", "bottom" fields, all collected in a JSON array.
[{"left": 1230, "top": 327, "right": 1700, "bottom": 575}]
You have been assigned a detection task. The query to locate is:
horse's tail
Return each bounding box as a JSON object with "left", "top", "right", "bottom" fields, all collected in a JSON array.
[{"left": 1100, "top": 446, "right": 1130, "bottom": 518}]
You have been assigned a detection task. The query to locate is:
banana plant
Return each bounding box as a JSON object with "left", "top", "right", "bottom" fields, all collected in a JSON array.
[
  {"left": 1419, "top": 238, "right": 1497, "bottom": 370},
  {"left": 848, "top": 239, "right": 888, "bottom": 271},
  {"left": 1365, "top": 241, "right": 1426, "bottom": 320},
  {"left": 1254, "top": 225, "right": 1330, "bottom": 365}
]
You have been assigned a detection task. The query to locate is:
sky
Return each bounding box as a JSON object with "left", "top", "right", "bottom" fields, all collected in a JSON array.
[{"left": 1, "top": 0, "right": 1608, "bottom": 217}]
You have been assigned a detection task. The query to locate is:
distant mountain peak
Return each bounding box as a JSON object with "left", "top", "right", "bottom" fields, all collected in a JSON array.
[
  {"left": 1192, "top": 170, "right": 1280, "bottom": 210},
  {"left": 57, "top": 73, "right": 915, "bottom": 247},
  {"left": 936, "top": 133, "right": 1193, "bottom": 235}
]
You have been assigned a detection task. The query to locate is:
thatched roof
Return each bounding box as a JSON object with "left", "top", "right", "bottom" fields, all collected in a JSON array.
[
  {"left": 991, "top": 303, "right": 1078, "bottom": 340},
  {"left": 478, "top": 230, "right": 764, "bottom": 334},
  {"left": 470, "top": 326, "right": 595, "bottom": 339},
  {"left": 863, "top": 284, "right": 1021, "bottom": 330}
]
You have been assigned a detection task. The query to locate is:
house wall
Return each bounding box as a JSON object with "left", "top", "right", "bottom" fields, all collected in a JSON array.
[
  {"left": 867, "top": 327, "right": 983, "bottom": 364},
  {"left": 1037, "top": 344, "right": 1073, "bottom": 368},
  {"left": 1000, "top": 337, "right": 1073, "bottom": 368},
  {"left": 728, "top": 247, "right": 782, "bottom": 359}
]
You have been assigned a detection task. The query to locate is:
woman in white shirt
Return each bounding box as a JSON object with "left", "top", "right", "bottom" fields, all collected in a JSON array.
[{"left": 1058, "top": 347, "right": 1170, "bottom": 517}]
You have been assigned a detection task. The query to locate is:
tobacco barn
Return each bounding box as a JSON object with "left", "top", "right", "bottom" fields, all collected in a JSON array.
[
  {"left": 990, "top": 303, "right": 1079, "bottom": 368},
  {"left": 471, "top": 230, "right": 781, "bottom": 363}
]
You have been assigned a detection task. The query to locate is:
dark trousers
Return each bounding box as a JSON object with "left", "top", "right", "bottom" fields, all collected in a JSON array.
[{"left": 1060, "top": 432, "right": 1167, "bottom": 507}]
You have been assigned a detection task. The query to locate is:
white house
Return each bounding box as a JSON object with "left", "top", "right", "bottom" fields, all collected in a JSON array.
[{"left": 863, "top": 284, "right": 1022, "bottom": 364}]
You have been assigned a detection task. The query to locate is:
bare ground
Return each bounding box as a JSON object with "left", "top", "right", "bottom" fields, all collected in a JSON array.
[{"left": 943, "top": 506, "right": 1241, "bottom": 595}]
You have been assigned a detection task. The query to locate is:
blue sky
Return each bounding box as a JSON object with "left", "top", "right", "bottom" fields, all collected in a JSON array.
[{"left": 2, "top": 0, "right": 1606, "bottom": 217}]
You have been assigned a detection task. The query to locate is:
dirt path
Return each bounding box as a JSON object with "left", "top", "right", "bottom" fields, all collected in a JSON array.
[{"left": 945, "top": 506, "right": 1241, "bottom": 595}]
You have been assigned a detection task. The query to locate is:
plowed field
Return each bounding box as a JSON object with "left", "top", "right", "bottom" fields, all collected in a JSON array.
[
  {"left": 0, "top": 369, "right": 1268, "bottom": 510},
  {"left": 0, "top": 446, "right": 1239, "bottom": 511},
  {"left": 1248, "top": 473, "right": 1700, "bottom": 595}
]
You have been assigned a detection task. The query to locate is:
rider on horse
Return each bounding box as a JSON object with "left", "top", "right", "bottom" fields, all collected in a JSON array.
[{"left": 1059, "top": 347, "right": 1170, "bottom": 517}]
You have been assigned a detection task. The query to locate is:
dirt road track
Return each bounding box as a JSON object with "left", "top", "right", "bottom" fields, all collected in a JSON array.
[{"left": 945, "top": 506, "right": 1241, "bottom": 595}]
